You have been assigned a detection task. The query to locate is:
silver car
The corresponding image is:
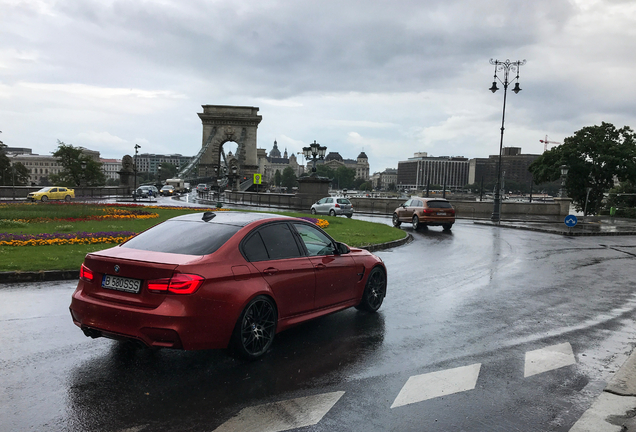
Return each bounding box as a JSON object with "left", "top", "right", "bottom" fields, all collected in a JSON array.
[{"left": 311, "top": 197, "right": 354, "bottom": 218}]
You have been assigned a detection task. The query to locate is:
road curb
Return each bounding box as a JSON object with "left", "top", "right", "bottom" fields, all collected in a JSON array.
[
  {"left": 360, "top": 233, "right": 413, "bottom": 252},
  {"left": 473, "top": 221, "right": 636, "bottom": 236},
  {"left": 0, "top": 270, "right": 80, "bottom": 284}
]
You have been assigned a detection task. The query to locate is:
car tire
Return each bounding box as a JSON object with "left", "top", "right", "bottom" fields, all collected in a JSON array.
[
  {"left": 412, "top": 215, "right": 420, "bottom": 230},
  {"left": 329, "top": 209, "right": 336, "bottom": 217},
  {"left": 392, "top": 213, "right": 401, "bottom": 227},
  {"left": 311, "top": 208, "right": 317, "bottom": 215},
  {"left": 443, "top": 223, "right": 453, "bottom": 231},
  {"left": 231, "top": 295, "right": 277, "bottom": 360},
  {"left": 355, "top": 267, "right": 386, "bottom": 312},
  {"left": 64, "top": 195, "right": 71, "bottom": 202},
  {"left": 41, "top": 195, "right": 48, "bottom": 202},
  {"left": 346, "top": 214, "right": 352, "bottom": 218}
]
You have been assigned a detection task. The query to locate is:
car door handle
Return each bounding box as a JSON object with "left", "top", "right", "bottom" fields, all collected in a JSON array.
[
  {"left": 263, "top": 268, "right": 278, "bottom": 276},
  {"left": 315, "top": 264, "right": 326, "bottom": 270}
]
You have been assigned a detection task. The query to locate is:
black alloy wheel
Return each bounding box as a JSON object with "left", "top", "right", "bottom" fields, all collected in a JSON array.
[
  {"left": 356, "top": 267, "right": 387, "bottom": 312},
  {"left": 232, "top": 296, "right": 277, "bottom": 360},
  {"left": 392, "top": 213, "right": 401, "bottom": 227},
  {"left": 412, "top": 215, "right": 420, "bottom": 230}
]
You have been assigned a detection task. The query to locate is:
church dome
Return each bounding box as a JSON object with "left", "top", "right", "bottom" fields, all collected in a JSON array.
[
  {"left": 357, "top": 151, "right": 368, "bottom": 159},
  {"left": 268, "top": 140, "right": 282, "bottom": 158},
  {"left": 325, "top": 152, "right": 343, "bottom": 162}
]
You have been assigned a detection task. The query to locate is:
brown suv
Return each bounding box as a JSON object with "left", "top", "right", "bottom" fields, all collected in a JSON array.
[{"left": 392, "top": 198, "right": 455, "bottom": 231}]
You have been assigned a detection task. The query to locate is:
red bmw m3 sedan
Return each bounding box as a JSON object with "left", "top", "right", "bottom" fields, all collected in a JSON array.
[{"left": 70, "top": 211, "right": 387, "bottom": 359}]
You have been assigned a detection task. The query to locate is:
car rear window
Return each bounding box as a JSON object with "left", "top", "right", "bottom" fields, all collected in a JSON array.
[
  {"left": 121, "top": 220, "right": 241, "bottom": 255},
  {"left": 427, "top": 201, "right": 453, "bottom": 209},
  {"left": 337, "top": 199, "right": 351, "bottom": 204}
]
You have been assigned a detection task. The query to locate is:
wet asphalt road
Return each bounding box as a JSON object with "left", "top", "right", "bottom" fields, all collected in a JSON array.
[{"left": 2, "top": 209, "right": 636, "bottom": 432}]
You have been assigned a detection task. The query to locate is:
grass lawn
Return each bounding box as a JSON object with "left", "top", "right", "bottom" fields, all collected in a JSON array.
[{"left": 0, "top": 203, "right": 406, "bottom": 272}]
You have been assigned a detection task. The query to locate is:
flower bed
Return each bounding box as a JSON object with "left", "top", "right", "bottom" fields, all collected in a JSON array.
[{"left": 0, "top": 231, "right": 135, "bottom": 246}]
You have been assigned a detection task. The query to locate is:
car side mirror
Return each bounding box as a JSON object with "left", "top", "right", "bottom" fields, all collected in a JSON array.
[{"left": 335, "top": 242, "right": 350, "bottom": 255}]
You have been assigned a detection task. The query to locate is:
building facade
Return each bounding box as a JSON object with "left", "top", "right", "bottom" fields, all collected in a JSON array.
[
  {"left": 312, "top": 151, "right": 370, "bottom": 180},
  {"left": 134, "top": 153, "right": 194, "bottom": 175},
  {"left": 100, "top": 158, "right": 122, "bottom": 181},
  {"left": 467, "top": 147, "right": 540, "bottom": 187},
  {"left": 6, "top": 147, "right": 100, "bottom": 186},
  {"left": 397, "top": 153, "right": 469, "bottom": 190},
  {"left": 257, "top": 140, "right": 304, "bottom": 183}
]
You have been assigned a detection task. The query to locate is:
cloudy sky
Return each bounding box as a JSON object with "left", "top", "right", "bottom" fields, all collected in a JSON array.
[{"left": 2, "top": 0, "right": 635, "bottom": 173}]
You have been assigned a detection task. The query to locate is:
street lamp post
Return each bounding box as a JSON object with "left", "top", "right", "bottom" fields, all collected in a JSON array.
[
  {"left": 488, "top": 58, "right": 526, "bottom": 223},
  {"left": 559, "top": 165, "right": 569, "bottom": 198},
  {"left": 157, "top": 165, "right": 162, "bottom": 187},
  {"left": 133, "top": 144, "right": 141, "bottom": 202},
  {"left": 302, "top": 140, "right": 327, "bottom": 176}
]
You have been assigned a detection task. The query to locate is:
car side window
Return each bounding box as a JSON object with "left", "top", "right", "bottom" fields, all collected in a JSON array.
[
  {"left": 404, "top": 199, "right": 412, "bottom": 207},
  {"left": 59, "top": 188, "right": 66, "bottom": 192},
  {"left": 414, "top": 200, "right": 422, "bottom": 207},
  {"left": 242, "top": 232, "right": 269, "bottom": 262},
  {"left": 293, "top": 223, "right": 335, "bottom": 256},
  {"left": 256, "top": 223, "right": 302, "bottom": 260},
  {"left": 326, "top": 198, "right": 333, "bottom": 203},
  {"left": 50, "top": 188, "right": 57, "bottom": 193},
  {"left": 318, "top": 198, "right": 326, "bottom": 204}
]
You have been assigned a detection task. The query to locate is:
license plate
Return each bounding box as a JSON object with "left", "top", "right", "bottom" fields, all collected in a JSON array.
[
  {"left": 437, "top": 212, "right": 447, "bottom": 216},
  {"left": 102, "top": 275, "right": 141, "bottom": 293}
]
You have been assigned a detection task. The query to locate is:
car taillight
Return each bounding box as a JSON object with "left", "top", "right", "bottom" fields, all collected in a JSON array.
[
  {"left": 335, "top": 203, "right": 341, "bottom": 208},
  {"left": 147, "top": 273, "right": 204, "bottom": 295},
  {"left": 80, "top": 264, "right": 94, "bottom": 282}
]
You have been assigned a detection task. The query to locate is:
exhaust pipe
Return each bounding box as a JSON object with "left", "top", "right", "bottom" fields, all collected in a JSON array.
[{"left": 82, "top": 327, "right": 102, "bottom": 339}]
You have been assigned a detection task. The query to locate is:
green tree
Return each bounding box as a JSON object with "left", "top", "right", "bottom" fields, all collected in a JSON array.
[
  {"left": 334, "top": 166, "right": 356, "bottom": 189},
  {"left": 0, "top": 142, "right": 30, "bottom": 186},
  {"left": 274, "top": 169, "right": 282, "bottom": 187},
  {"left": 281, "top": 166, "right": 297, "bottom": 190},
  {"left": 315, "top": 164, "right": 335, "bottom": 179},
  {"left": 49, "top": 141, "right": 106, "bottom": 187},
  {"left": 529, "top": 122, "right": 636, "bottom": 215},
  {"left": 158, "top": 162, "right": 178, "bottom": 181}
]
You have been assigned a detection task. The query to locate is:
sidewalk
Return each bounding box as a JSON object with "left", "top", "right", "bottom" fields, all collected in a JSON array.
[{"left": 474, "top": 216, "right": 636, "bottom": 236}]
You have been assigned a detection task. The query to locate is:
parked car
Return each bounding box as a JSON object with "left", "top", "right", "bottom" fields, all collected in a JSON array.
[
  {"left": 69, "top": 211, "right": 387, "bottom": 359},
  {"left": 160, "top": 185, "right": 175, "bottom": 196},
  {"left": 311, "top": 197, "right": 354, "bottom": 218},
  {"left": 132, "top": 185, "right": 159, "bottom": 198},
  {"left": 196, "top": 183, "right": 209, "bottom": 193},
  {"left": 392, "top": 197, "right": 455, "bottom": 231},
  {"left": 27, "top": 186, "right": 75, "bottom": 202}
]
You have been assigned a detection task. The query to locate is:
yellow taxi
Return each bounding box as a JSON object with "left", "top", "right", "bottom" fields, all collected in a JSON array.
[{"left": 27, "top": 187, "right": 75, "bottom": 202}]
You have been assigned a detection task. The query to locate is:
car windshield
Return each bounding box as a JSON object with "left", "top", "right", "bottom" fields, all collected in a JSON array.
[
  {"left": 37, "top": 187, "right": 53, "bottom": 192},
  {"left": 122, "top": 220, "right": 242, "bottom": 255},
  {"left": 161, "top": 186, "right": 172, "bottom": 189},
  {"left": 427, "top": 201, "right": 453, "bottom": 209}
]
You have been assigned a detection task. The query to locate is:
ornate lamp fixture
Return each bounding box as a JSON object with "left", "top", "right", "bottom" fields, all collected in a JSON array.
[{"left": 302, "top": 140, "right": 327, "bottom": 175}]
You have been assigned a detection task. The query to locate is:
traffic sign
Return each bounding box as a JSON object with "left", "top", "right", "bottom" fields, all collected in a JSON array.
[
  {"left": 564, "top": 215, "right": 578, "bottom": 227},
  {"left": 253, "top": 173, "right": 262, "bottom": 185}
]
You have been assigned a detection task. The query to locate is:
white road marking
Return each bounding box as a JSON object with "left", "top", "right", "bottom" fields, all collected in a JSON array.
[
  {"left": 524, "top": 342, "right": 576, "bottom": 378},
  {"left": 212, "top": 391, "right": 345, "bottom": 432},
  {"left": 390, "top": 363, "right": 482, "bottom": 409}
]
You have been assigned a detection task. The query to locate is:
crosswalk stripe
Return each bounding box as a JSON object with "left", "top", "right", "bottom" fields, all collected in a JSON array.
[
  {"left": 390, "top": 363, "right": 482, "bottom": 409},
  {"left": 524, "top": 342, "right": 576, "bottom": 377},
  {"left": 212, "top": 391, "right": 345, "bottom": 432}
]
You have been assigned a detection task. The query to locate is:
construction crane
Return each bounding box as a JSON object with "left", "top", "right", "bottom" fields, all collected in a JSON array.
[{"left": 539, "top": 135, "right": 562, "bottom": 152}]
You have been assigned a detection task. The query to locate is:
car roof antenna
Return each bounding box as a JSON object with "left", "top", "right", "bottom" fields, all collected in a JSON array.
[{"left": 202, "top": 212, "right": 216, "bottom": 222}]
